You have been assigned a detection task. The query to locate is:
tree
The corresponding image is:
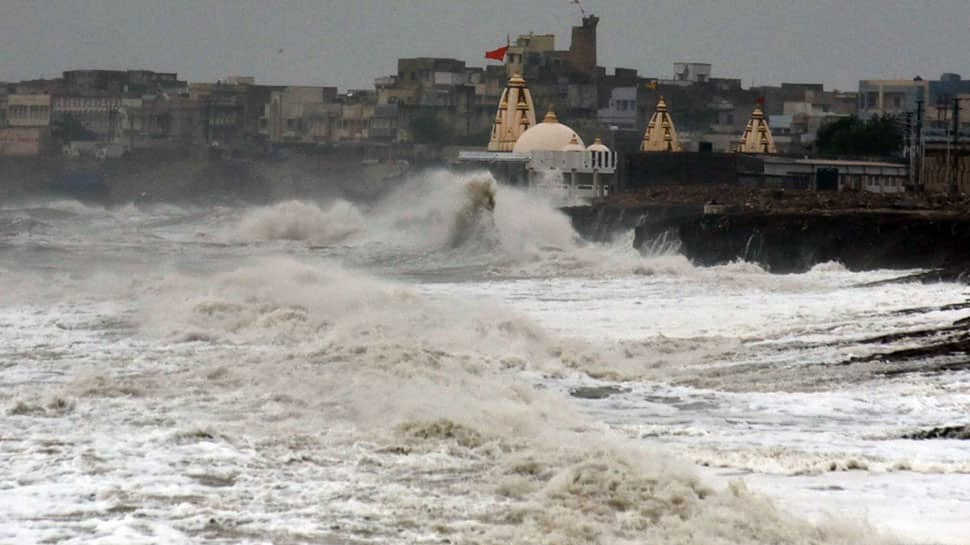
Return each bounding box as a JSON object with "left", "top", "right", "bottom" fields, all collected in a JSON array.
[
  {"left": 815, "top": 115, "right": 902, "bottom": 157},
  {"left": 55, "top": 113, "right": 98, "bottom": 142},
  {"left": 408, "top": 110, "right": 452, "bottom": 145}
]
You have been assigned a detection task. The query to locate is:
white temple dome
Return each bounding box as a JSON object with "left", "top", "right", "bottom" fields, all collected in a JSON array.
[
  {"left": 561, "top": 134, "right": 586, "bottom": 152},
  {"left": 587, "top": 137, "right": 610, "bottom": 152},
  {"left": 513, "top": 106, "right": 584, "bottom": 153}
]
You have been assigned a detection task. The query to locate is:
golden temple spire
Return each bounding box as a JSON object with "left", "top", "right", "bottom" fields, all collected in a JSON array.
[
  {"left": 737, "top": 104, "right": 777, "bottom": 154},
  {"left": 641, "top": 96, "right": 683, "bottom": 152},
  {"left": 488, "top": 73, "right": 537, "bottom": 152},
  {"left": 543, "top": 103, "right": 559, "bottom": 123}
]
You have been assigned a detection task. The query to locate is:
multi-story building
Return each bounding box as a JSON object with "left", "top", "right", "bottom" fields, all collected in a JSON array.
[
  {"left": 6, "top": 94, "right": 51, "bottom": 127},
  {"left": 373, "top": 58, "right": 495, "bottom": 144},
  {"left": 189, "top": 78, "right": 283, "bottom": 151},
  {"left": 858, "top": 79, "right": 929, "bottom": 119},
  {"left": 505, "top": 33, "right": 556, "bottom": 79},
  {"left": 48, "top": 69, "right": 190, "bottom": 145},
  {"left": 0, "top": 126, "right": 50, "bottom": 156},
  {"left": 369, "top": 104, "right": 400, "bottom": 143},
  {"left": 867, "top": 73, "right": 970, "bottom": 134},
  {"left": 52, "top": 95, "right": 123, "bottom": 140},
  {"left": 119, "top": 95, "right": 202, "bottom": 153},
  {"left": 262, "top": 86, "right": 341, "bottom": 144},
  {"left": 501, "top": 15, "right": 599, "bottom": 87},
  {"left": 926, "top": 74, "right": 970, "bottom": 132},
  {"left": 0, "top": 86, "right": 8, "bottom": 128},
  {"left": 189, "top": 83, "right": 247, "bottom": 149},
  {"left": 336, "top": 90, "right": 376, "bottom": 143},
  {"left": 672, "top": 62, "right": 712, "bottom": 84},
  {"left": 597, "top": 86, "right": 638, "bottom": 130},
  {"left": 124, "top": 70, "right": 185, "bottom": 96},
  {"left": 0, "top": 94, "right": 52, "bottom": 156}
]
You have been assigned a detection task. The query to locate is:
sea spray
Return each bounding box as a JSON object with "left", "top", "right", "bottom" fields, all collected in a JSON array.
[
  {"left": 227, "top": 170, "right": 720, "bottom": 278},
  {"left": 238, "top": 199, "right": 365, "bottom": 244}
]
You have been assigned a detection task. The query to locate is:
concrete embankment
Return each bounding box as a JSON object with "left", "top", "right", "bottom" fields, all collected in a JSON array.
[
  {"left": 562, "top": 203, "right": 970, "bottom": 276},
  {"left": 640, "top": 210, "right": 970, "bottom": 274},
  {"left": 560, "top": 203, "right": 702, "bottom": 242}
]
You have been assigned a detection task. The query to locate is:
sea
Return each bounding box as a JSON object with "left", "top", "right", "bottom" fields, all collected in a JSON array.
[{"left": 1, "top": 171, "right": 968, "bottom": 545}]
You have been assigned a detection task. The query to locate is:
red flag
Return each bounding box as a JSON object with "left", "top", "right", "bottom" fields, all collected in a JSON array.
[
  {"left": 485, "top": 45, "right": 509, "bottom": 62},
  {"left": 756, "top": 96, "right": 766, "bottom": 105}
]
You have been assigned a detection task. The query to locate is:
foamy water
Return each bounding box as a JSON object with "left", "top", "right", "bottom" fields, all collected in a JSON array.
[{"left": 1, "top": 172, "right": 968, "bottom": 544}]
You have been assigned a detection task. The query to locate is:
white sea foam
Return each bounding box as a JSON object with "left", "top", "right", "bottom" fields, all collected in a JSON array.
[
  {"left": 2, "top": 171, "right": 969, "bottom": 543},
  {"left": 130, "top": 259, "right": 896, "bottom": 544},
  {"left": 237, "top": 199, "right": 365, "bottom": 245}
]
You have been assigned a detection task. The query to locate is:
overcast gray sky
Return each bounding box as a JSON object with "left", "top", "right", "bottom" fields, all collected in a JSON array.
[{"left": 1, "top": 0, "right": 967, "bottom": 91}]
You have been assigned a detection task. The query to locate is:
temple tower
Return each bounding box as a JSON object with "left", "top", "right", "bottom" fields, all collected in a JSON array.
[
  {"left": 488, "top": 73, "right": 537, "bottom": 152},
  {"left": 737, "top": 104, "right": 777, "bottom": 154},
  {"left": 641, "top": 96, "right": 683, "bottom": 152}
]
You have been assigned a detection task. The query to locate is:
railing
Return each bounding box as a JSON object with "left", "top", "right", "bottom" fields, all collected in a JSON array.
[
  {"left": 529, "top": 150, "right": 617, "bottom": 173},
  {"left": 457, "top": 151, "right": 530, "bottom": 162},
  {"left": 531, "top": 181, "right": 610, "bottom": 201}
]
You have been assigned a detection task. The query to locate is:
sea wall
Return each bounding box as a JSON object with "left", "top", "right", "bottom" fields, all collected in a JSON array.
[
  {"left": 562, "top": 204, "right": 702, "bottom": 242},
  {"left": 561, "top": 203, "right": 970, "bottom": 274},
  {"left": 633, "top": 210, "right": 970, "bottom": 273}
]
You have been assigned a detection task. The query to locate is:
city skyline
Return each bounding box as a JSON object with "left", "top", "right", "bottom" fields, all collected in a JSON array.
[{"left": 1, "top": 0, "right": 968, "bottom": 91}]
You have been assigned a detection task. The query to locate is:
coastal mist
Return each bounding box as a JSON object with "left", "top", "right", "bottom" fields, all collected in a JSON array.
[{"left": 2, "top": 171, "right": 968, "bottom": 544}]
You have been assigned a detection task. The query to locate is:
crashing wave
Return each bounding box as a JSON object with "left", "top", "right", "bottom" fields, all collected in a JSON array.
[{"left": 238, "top": 199, "right": 364, "bottom": 245}]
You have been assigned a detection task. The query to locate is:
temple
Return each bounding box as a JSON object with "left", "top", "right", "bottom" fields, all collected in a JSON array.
[
  {"left": 459, "top": 76, "right": 616, "bottom": 201},
  {"left": 640, "top": 97, "right": 683, "bottom": 152},
  {"left": 737, "top": 104, "right": 777, "bottom": 154},
  {"left": 487, "top": 74, "right": 537, "bottom": 152},
  {"left": 513, "top": 104, "right": 584, "bottom": 153}
]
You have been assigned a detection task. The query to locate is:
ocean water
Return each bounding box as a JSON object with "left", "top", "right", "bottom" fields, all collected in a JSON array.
[{"left": 1, "top": 171, "right": 968, "bottom": 545}]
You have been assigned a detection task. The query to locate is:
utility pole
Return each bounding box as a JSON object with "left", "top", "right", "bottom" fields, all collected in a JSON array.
[
  {"left": 905, "top": 111, "right": 914, "bottom": 188},
  {"left": 952, "top": 97, "right": 962, "bottom": 196},
  {"left": 915, "top": 95, "right": 924, "bottom": 190}
]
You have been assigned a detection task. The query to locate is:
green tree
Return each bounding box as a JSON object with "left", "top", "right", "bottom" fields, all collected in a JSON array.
[{"left": 816, "top": 115, "right": 902, "bottom": 157}]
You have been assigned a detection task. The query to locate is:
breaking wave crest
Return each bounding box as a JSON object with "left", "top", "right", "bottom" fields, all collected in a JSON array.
[
  {"left": 221, "top": 170, "right": 800, "bottom": 281},
  {"left": 238, "top": 199, "right": 365, "bottom": 244},
  {"left": 349, "top": 169, "right": 677, "bottom": 277}
]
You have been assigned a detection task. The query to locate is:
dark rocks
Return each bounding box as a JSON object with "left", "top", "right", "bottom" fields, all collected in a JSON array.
[
  {"left": 903, "top": 425, "right": 970, "bottom": 440},
  {"left": 840, "top": 311, "right": 970, "bottom": 377},
  {"left": 569, "top": 385, "right": 628, "bottom": 399}
]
